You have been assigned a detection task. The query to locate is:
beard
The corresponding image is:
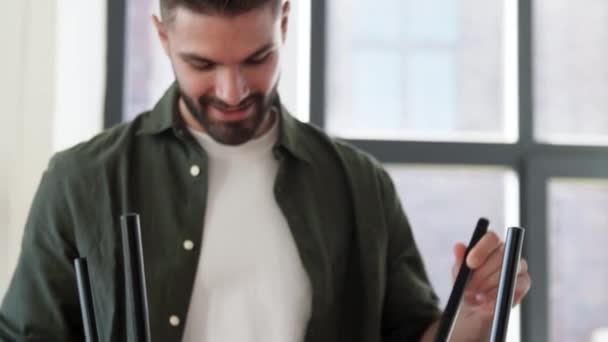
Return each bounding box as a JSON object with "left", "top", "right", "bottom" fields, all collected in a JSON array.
[{"left": 179, "top": 83, "right": 279, "bottom": 146}]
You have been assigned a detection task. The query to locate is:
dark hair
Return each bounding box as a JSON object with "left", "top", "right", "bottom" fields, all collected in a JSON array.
[{"left": 160, "top": 0, "right": 282, "bottom": 21}]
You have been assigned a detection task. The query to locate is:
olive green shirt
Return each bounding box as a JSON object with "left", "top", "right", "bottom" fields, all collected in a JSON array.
[{"left": 0, "top": 84, "right": 440, "bottom": 341}]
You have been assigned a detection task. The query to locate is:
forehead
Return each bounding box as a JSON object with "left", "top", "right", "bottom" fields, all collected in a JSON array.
[{"left": 167, "top": 6, "right": 280, "bottom": 60}]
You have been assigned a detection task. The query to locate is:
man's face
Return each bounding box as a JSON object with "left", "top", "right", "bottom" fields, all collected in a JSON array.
[{"left": 155, "top": 3, "right": 288, "bottom": 145}]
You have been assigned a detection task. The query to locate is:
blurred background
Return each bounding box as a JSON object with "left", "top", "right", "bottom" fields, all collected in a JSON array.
[{"left": 1, "top": 1, "right": 608, "bottom": 341}]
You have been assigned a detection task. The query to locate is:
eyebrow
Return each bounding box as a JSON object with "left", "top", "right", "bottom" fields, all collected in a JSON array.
[{"left": 179, "top": 43, "right": 275, "bottom": 66}]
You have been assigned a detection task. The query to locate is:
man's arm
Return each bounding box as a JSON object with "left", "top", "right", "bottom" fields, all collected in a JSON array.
[
  {"left": 375, "top": 162, "right": 531, "bottom": 341},
  {"left": 0, "top": 164, "right": 83, "bottom": 341},
  {"left": 376, "top": 167, "right": 443, "bottom": 341},
  {"left": 419, "top": 312, "right": 490, "bottom": 342}
]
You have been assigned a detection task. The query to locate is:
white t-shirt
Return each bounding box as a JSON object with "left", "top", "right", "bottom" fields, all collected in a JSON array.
[{"left": 182, "top": 118, "right": 312, "bottom": 342}]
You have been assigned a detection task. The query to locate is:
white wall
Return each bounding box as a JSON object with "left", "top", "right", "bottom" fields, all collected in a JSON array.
[
  {"left": 0, "top": 0, "right": 106, "bottom": 298},
  {"left": 53, "top": 1, "right": 106, "bottom": 152},
  {"left": 0, "top": 0, "right": 57, "bottom": 297}
]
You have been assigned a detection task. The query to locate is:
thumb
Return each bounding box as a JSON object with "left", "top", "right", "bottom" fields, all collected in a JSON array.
[{"left": 451, "top": 243, "right": 467, "bottom": 280}]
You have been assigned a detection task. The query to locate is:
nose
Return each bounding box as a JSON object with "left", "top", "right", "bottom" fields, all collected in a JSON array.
[{"left": 214, "top": 67, "right": 250, "bottom": 107}]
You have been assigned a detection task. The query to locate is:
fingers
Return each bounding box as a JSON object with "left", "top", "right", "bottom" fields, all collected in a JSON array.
[
  {"left": 475, "top": 272, "right": 530, "bottom": 307},
  {"left": 456, "top": 230, "right": 532, "bottom": 316},
  {"left": 476, "top": 259, "right": 528, "bottom": 294},
  {"left": 453, "top": 243, "right": 467, "bottom": 263},
  {"left": 451, "top": 243, "right": 467, "bottom": 280},
  {"left": 466, "top": 230, "right": 502, "bottom": 269},
  {"left": 467, "top": 244, "right": 504, "bottom": 292},
  {"left": 512, "top": 268, "right": 532, "bottom": 305},
  {"left": 465, "top": 260, "right": 531, "bottom": 309}
]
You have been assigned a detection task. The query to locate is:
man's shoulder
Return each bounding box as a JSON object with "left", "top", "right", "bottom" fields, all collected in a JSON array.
[
  {"left": 295, "top": 120, "right": 385, "bottom": 175},
  {"left": 47, "top": 112, "right": 150, "bottom": 176}
]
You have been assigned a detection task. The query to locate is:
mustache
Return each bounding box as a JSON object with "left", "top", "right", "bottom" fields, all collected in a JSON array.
[{"left": 199, "top": 94, "right": 262, "bottom": 111}]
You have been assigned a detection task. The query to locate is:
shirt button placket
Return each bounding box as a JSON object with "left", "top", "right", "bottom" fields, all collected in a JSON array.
[{"left": 178, "top": 163, "right": 199, "bottom": 333}]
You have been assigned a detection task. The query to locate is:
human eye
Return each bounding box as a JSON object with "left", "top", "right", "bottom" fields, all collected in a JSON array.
[
  {"left": 245, "top": 51, "right": 272, "bottom": 66},
  {"left": 190, "top": 60, "right": 216, "bottom": 71}
]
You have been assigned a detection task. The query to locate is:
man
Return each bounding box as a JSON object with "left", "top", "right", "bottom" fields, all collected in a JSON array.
[{"left": 0, "top": 0, "right": 531, "bottom": 341}]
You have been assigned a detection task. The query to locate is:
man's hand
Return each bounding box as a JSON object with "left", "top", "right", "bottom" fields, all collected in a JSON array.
[
  {"left": 420, "top": 230, "right": 531, "bottom": 342},
  {"left": 452, "top": 230, "right": 531, "bottom": 321}
]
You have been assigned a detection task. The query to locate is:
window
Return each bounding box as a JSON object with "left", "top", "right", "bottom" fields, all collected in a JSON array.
[
  {"left": 123, "top": 0, "right": 173, "bottom": 122},
  {"left": 326, "top": 0, "right": 514, "bottom": 142},
  {"left": 533, "top": 0, "right": 608, "bottom": 145},
  {"left": 314, "top": 1, "right": 608, "bottom": 341},
  {"left": 321, "top": 1, "right": 522, "bottom": 339},
  {"left": 548, "top": 179, "right": 608, "bottom": 342}
]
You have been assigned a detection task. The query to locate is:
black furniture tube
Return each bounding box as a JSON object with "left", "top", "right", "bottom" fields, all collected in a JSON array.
[
  {"left": 74, "top": 258, "right": 98, "bottom": 342},
  {"left": 121, "top": 213, "right": 152, "bottom": 342},
  {"left": 434, "top": 218, "right": 489, "bottom": 342},
  {"left": 490, "top": 226, "right": 525, "bottom": 342}
]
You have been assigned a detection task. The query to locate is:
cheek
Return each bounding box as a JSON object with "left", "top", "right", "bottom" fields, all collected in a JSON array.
[
  {"left": 244, "top": 56, "right": 280, "bottom": 95},
  {"left": 173, "top": 61, "right": 215, "bottom": 97}
]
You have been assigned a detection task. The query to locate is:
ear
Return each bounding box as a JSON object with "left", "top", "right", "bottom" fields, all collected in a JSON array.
[
  {"left": 152, "top": 14, "right": 170, "bottom": 56},
  {"left": 280, "top": 0, "right": 291, "bottom": 43}
]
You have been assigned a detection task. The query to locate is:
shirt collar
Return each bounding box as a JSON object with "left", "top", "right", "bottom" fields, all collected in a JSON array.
[{"left": 136, "top": 82, "right": 313, "bottom": 164}]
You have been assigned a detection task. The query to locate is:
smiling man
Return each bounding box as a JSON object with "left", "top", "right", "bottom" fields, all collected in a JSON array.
[{"left": 0, "top": 0, "right": 530, "bottom": 341}]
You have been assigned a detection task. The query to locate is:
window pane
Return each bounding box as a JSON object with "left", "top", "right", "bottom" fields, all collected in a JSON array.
[
  {"left": 548, "top": 179, "right": 608, "bottom": 342},
  {"left": 327, "top": 0, "right": 512, "bottom": 142},
  {"left": 386, "top": 165, "right": 520, "bottom": 341},
  {"left": 534, "top": 0, "right": 608, "bottom": 145},
  {"left": 124, "top": 0, "right": 173, "bottom": 121}
]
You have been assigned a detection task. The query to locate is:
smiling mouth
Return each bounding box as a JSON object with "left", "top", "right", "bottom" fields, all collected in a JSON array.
[{"left": 210, "top": 102, "right": 255, "bottom": 123}]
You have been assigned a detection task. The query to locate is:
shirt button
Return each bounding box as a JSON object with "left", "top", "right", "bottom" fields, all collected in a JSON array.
[
  {"left": 183, "top": 240, "right": 194, "bottom": 251},
  {"left": 190, "top": 165, "right": 200, "bottom": 177},
  {"left": 169, "top": 315, "right": 180, "bottom": 327}
]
